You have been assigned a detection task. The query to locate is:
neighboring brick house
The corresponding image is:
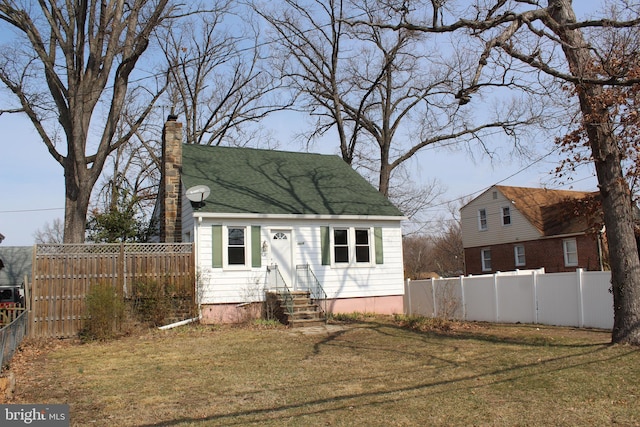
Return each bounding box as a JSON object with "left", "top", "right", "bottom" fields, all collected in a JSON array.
[{"left": 460, "top": 185, "right": 606, "bottom": 275}]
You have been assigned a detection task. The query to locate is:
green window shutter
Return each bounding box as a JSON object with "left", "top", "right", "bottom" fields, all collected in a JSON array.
[
  {"left": 374, "top": 227, "right": 384, "bottom": 264},
  {"left": 251, "top": 226, "right": 261, "bottom": 268},
  {"left": 212, "top": 225, "right": 223, "bottom": 268},
  {"left": 321, "top": 226, "right": 330, "bottom": 265}
]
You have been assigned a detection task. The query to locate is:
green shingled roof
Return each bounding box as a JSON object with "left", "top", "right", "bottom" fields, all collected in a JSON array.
[{"left": 181, "top": 144, "right": 404, "bottom": 217}]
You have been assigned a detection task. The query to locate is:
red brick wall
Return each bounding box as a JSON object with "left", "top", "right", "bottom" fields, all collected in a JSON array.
[{"left": 464, "top": 234, "right": 603, "bottom": 275}]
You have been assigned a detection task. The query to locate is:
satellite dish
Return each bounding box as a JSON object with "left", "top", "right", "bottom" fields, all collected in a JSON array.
[{"left": 186, "top": 185, "right": 211, "bottom": 203}]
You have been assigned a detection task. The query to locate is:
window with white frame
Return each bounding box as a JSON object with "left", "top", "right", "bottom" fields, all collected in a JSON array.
[
  {"left": 327, "top": 227, "right": 373, "bottom": 265},
  {"left": 354, "top": 229, "right": 371, "bottom": 263},
  {"left": 227, "top": 227, "right": 246, "bottom": 265},
  {"left": 322, "top": 226, "right": 381, "bottom": 266},
  {"left": 501, "top": 206, "right": 511, "bottom": 226},
  {"left": 333, "top": 228, "right": 349, "bottom": 263},
  {"left": 481, "top": 248, "right": 492, "bottom": 271},
  {"left": 212, "top": 224, "right": 261, "bottom": 269},
  {"left": 478, "top": 208, "right": 488, "bottom": 231},
  {"left": 563, "top": 238, "right": 578, "bottom": 266},
  {"left": 514, "top": 245, "right": 525, "bottom": 267}
]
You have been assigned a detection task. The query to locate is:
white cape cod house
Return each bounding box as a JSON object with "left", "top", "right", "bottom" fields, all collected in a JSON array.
[{"left": 155, "top": 119, "right": 406, "bottom": 323}]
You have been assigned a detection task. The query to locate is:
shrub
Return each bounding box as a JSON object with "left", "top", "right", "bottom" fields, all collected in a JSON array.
[
  {"left": 82, "top": 283, "right": 125, "bottom": 341},
  {"left": 131, "top": 280, "right": 173, "bottom": 326},
  {"left": 330, "top": 312, "right": 378, "bottom": 323},
  {"left": 393, "top": 314, "right": 452, "bottom": 332},
  {"left": 130, "top": 279, "right": 195, "bottom": 326}
]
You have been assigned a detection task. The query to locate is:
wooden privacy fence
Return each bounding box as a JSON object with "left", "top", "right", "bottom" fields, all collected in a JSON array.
[{"left": 30, "top": 243, "right": 195, "bottom": 338}]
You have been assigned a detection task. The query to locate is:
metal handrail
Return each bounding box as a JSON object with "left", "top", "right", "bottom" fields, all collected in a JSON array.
[
  {"left": 296, "top": 264, "right": 327, "bottom": 321},
  {"left": 267, "top": 264, "right": 293, "bottom": 316}
]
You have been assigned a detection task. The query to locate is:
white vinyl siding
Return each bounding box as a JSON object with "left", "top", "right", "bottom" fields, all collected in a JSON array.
[{"left": 196, "top": 217, "right": 404, "bottom": 304}]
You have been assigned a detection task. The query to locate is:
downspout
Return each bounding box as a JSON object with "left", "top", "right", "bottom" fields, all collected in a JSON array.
[
  {"left": 158, "top": 317, "right": 199, "bottom": 330},
  {"left": 195, "top": 215, "right": 202, "bottom": 320}
]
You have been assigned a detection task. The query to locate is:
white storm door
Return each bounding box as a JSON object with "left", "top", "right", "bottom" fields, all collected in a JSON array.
[{"left": 271, "top": 230, "right": 295, "bottom": 289}]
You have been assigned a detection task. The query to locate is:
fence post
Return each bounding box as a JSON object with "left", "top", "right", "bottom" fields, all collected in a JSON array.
[
  {"left": 29, "top": 245, "right": 36, "bottom": 338},
  {"left": 532, "top": 270, "right": 539, "bottom": 324},
  {"left": 459, "top": 275, "right": 466, "bottom": 321},
  {"left": 406, "top": 278, "right": 412, "bottom": 316},
  {"left": 577, "top": 268, "right": 585, "bottom": 328},
  {"left": 494, "top": 273, "right": 500, "bottom": 323},
  {"left": 23, "top": 274, "right": 30, "bottom": 337},
  {"left": 118, "top": 243, "right": 125, "bottom": 297},
  {"left": 431, "top": 277, "right": 437, "bottom": 318}
]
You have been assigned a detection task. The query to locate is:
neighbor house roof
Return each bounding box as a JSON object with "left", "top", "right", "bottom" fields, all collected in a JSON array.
[
  {"left": 495, "top": 185, "right": 600, "bottom": 236},
  {"left": 0, "top": 246, "right": 32, "bottom": 286},
  {"left": 181, "top": 144, "right": 404, "bottom": 217}
]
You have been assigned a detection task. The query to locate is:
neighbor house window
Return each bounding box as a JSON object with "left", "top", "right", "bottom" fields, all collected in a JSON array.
[
  {"left": 333, "top": 228, "right": 349, "bottom": 263},
  {"left": 228, "top": 227, "right": 246, "bottom": 265},
  {"left": 355, "top": 229, "right": 371, "bottom": 263},
  {"left": 478, "top": 209, "right": 488, "bottom": 231},
  {"left": 563, "top": 238, "right": 578, "bottom": 266},
  {"left": 481, "top": 248, "right": 492, "bottom": 272},
  {"left": 501, "top": 206, "right": 511, "bottom": 226},
  {"left": 514, "top": 245, "right": 525, "bottom": 267}
]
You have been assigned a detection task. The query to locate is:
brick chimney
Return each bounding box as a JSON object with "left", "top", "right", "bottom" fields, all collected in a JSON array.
[{"left": 159, "top": 116, "right": 183, "bottom": 243}]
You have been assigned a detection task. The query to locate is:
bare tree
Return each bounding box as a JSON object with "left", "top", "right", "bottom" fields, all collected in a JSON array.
[
  {"left": 384, "top": 0, "right": 640, "bottom": 344},
  {"left": 0, "top": 0, "right": 176, "bottom": 242},
  {"left": 257, "top": 0, "right": 540, "bottom": 212},
  {"left": 87, "top": 119, "right": 162, "bottom": 243},
  {"left": 403, "top": 223, "right": 463, "bottom": 278},
  {"left": 33, "top": 219, "right": 64, "bottom": 244},
  {"left": 161, "top": 3, "right": 290, "bottom": 147},
  {"left": 402, "top": 234, "right": 435, "bottom": 279},
  {"left": 430, "top": 219, "right": 464, "bottom": 278},
  {"left": 255, "top": 0, "right": 356, "bottom": 161}
]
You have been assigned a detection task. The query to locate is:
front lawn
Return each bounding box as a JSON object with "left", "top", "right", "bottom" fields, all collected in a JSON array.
[{"left": 8, "top": 317, "right": 640, "bottom": 426}]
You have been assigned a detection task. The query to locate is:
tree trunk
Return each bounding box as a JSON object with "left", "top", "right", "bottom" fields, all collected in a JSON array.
[
  {"left": 378, "top": 148, "right": 392, "bottom": 197},
  {"left": 550, "top": 0, "right": 640, "bottom": 344},
  {"left": 63, "top": 157, "right": 96, "bottom": 243}
]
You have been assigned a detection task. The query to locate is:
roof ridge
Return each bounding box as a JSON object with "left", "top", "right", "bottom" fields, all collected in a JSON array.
[{"left": 184, "top": 143, "right": 338, "bottom": 158}]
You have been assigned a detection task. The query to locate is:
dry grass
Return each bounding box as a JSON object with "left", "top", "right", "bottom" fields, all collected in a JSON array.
[{"left": 7, "top": 317, "right": 640, "bottom": 426}]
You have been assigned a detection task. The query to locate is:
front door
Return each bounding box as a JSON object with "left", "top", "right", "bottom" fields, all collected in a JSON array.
[{"left": 271, "top": 230, "right": 295, "bottom": 289}]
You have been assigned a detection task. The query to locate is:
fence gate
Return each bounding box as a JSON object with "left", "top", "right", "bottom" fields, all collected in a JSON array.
[{"left": 30, "top": 243, "right": 195, "bottom": 338}]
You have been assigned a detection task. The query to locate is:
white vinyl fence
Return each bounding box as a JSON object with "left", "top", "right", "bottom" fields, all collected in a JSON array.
[{"left": 404, "top": 269, "right": 614, "bottom": 330}]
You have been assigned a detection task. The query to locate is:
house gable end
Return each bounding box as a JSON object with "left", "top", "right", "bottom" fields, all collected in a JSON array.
[{"left": 460, "top": 187, "right": 542, "bottom": 249}]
